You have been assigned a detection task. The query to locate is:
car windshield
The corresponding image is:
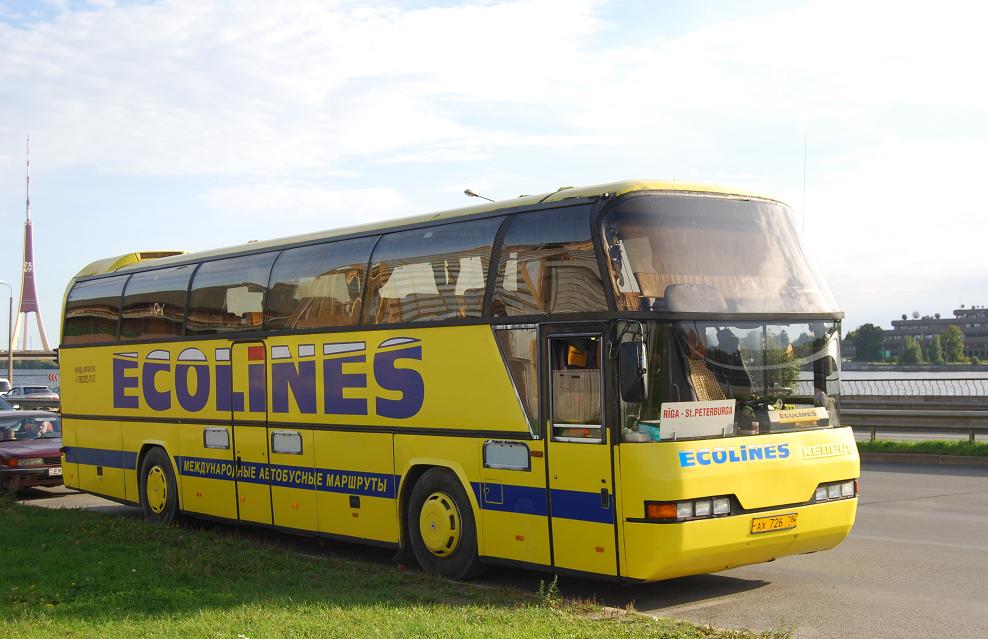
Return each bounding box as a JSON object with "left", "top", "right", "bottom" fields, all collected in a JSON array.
[{"left": 0, "top": 416, "right": 61, "bottom": 441}]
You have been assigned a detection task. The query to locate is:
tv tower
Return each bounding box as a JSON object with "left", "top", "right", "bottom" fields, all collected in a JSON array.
[{"left": 11, "top": 135, "right": 51, "bottom": 351}]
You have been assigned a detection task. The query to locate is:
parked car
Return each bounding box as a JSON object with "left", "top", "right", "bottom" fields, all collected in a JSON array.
[
  {"left": 0, "top": 378, "right": 10, "bottom": 394},
  {"left": 4, "top": 385, "right": 59, "bottom": 401},
  {"left": 0, "top": 411, "right": 62, "bottom": 491}
]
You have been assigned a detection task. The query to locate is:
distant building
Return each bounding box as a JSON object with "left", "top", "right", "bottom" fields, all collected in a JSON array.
[{"left": 886, "top": 306, "right": 988, "bottom": 359}]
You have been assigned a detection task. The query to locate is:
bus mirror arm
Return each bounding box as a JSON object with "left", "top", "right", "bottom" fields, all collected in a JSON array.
[{"left": 618, "top": 340, "right": 647, "bottom": 403}]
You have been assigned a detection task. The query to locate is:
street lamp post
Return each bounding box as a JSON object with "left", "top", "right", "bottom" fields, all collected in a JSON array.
[{"left": 0, "top": 281, "right": 12, "bottom": 385}]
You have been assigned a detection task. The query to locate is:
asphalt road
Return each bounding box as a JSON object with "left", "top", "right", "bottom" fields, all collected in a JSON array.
[{"left": 18, "top": 461, "right": 988, "bottom": 639}]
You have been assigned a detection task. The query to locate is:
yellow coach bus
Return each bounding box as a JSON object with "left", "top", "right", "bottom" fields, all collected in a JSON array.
[{"left": 59, "top": 180, "right": 858, "bottom": 582}]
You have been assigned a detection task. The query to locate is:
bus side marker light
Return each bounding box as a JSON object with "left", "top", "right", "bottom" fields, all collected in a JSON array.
[
  {"left": 595, "top": 546, "right": 604, "bottom": 553},
  {"left": 515, "top": 535, "right": 525, "bottom": 541},
  {"left": 291, "top": 502, "right": 299, "bottom": 509}
]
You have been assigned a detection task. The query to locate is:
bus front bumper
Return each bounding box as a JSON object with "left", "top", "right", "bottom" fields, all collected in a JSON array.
[{"left": 623, "top": 498, "right": 857, "bottom": 582}]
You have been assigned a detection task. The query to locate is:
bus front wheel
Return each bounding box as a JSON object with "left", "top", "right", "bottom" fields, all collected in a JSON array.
[
  {"left": 407, "top": 468, "right": 485, "bottom": 580},
  {"left": 139, "top": 448, "right": 179, "bottom": 524}
]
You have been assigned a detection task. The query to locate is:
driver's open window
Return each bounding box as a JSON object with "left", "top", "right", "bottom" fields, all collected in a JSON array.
[{"left": 549, "top": 335, "right": 603, "bottom": 442}]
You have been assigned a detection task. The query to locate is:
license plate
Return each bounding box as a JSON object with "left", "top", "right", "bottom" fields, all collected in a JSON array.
[
  {"left": 751, "top": 512, "right": 797, "bottom": 534},
  {"left": 48, "top": 467, "right": 63, "bottom": 476}
]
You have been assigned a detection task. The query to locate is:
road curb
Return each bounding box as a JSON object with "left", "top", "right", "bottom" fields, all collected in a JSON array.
[{"left": 860, "top": 452, "right": 988, "bottom": 466}]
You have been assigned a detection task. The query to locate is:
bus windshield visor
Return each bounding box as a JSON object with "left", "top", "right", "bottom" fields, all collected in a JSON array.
[{"left": 602, "top": 194, "right": 839, "bottom": 314}]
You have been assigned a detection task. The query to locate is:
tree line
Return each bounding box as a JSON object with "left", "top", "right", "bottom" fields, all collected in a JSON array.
[{"left": 845, "top": 323, "right": 974, "bottom": 364}]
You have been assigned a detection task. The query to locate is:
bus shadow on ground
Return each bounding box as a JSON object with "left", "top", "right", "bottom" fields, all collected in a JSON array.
[{"left": 166, "top": 512, "right": 772, "bottom": 613}]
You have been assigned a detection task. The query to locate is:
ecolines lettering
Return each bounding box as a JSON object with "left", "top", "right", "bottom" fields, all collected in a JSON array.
[
  {"left": 679, "top": 443, "right": 791, "bottom": 468},
  {"left": 113, "top": 339, "right": 425, "bottom": 420}
]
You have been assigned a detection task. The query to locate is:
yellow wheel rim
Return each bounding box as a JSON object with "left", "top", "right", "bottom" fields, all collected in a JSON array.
[
  {"left": 419, "top": 491, "right": 461, "bottom": 557},
  {"left": 146, "top": 466, "right": 168, "bottom": 514}
]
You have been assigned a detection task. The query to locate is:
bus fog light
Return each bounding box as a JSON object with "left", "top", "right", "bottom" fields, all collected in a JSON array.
[
  {"left": 841, "top": 481, "right": 855, "bottom": 497},
  {"left": 694, "top": 500, "right": 712, "bottom": 517},
  {"left": 676, "top": 502, "right": 693, "bottom": 519},
  {"left": 827, "top": 484, "right": 841, "bottom": 499},
  {"left": 815, "top": 486, "right": 828, "bottom": 501},
  {"left": 713, "top": 497, "right": 730, "bottom": 515}
]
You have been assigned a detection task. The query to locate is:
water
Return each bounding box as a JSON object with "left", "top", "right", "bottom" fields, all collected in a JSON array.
[{"left": 5, "top": 369, "right": 60, "bottom": 390}]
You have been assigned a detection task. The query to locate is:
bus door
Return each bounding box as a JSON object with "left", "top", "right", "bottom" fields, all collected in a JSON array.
[
  {"left": 230, "top": 341, "right": 272, "bottom": 524},
  {"left": 543, "top": 327, "right": 619, "bottom": 577}
]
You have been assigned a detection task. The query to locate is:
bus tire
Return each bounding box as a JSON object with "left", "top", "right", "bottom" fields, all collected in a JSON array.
[
  {"left": 138, "top": 447, "right": 179, "bottom": 525},
  {"left": 407, "top": 468, "right": 485, "bottom": 580}
]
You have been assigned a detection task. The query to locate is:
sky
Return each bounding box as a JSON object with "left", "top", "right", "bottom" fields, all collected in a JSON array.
[{"left": 0, "top": 0, "right": 986, "bottom": 347}]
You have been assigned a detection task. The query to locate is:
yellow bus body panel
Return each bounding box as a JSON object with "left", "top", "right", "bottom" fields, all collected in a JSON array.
[{"left": 619, "top": 427, "right": 859, "bottom": 581}]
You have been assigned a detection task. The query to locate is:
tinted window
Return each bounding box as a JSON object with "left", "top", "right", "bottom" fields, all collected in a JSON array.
[
  {"left": 120, "top": 265, "right": 194, "bottom": 340},
  {"left": 601, "top": 195, "right": 839, "bottom": 313},
  {"left": 62, "top": 275, "right": 127, "bottom": 345},
  {"left": 265, "top": 237, "right": 375, "bottom": 330},
  {"left": 493, "top": 206, "right": 607, "bottom": 316},
  {"left": 365, "top": 217, "right": 502, "bottom": 324},
  {"left": 186, "top": 253, "right": 278, "bottom": 335}
]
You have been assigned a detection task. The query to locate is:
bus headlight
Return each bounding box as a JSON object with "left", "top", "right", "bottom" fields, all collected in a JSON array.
[
  {"left": 693, "top": 500, "right": 712, "bottom": 517},
  {"left": 645, "top": 496, "right": 734, "bottom": 521},
  {"left": 813, "top": 479, "right": 858, "bottom": 502},
  {"left": 840, "top": 480, "right": 855, "bottom": 497}
]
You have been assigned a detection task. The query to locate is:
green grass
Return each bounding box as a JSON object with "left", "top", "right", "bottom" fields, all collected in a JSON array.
[
  {"left": 0, "top": 498, "right": 786, "bottom": 639},
  {"left": 857, "top": 439, "right": 988, "bottom": 456}
]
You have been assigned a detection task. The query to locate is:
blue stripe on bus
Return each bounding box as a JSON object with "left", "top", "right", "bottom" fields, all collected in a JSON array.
[
  {"left": 63, "top": 446, "right": 138, "bottom": 470},
  {"left": 547, "top": 487, "right": 614, "bottom": 524},
  {"left": 175, "top": 455, "right": 399, "bottom": 499},
  {"left": 472, "top": 483, "right": 612, "bottom": 524},
  {"left": 66, "top": 446, "right": 611, "bottom": 523},
  {"left": 472, "top": 482, "right": 548, "bottom": 517}
]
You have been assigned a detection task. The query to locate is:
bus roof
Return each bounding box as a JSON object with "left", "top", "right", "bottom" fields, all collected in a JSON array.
[{"left": 72, "top": 179, "right": 778, "bottom": 280}]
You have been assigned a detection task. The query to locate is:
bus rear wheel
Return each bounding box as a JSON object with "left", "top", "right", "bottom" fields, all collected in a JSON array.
[
  {"left": 139, "top": 448, "right": 179, "bottom": 524},
  {"left": 407, "top": 468, "right": 484, "bottom": 580}
]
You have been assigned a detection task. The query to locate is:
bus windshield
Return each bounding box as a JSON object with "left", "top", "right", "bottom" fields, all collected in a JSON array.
[
  {"left": 602, "top": 194, "right": 838, "bottom": 314},
  {"left": 622, "top": 320, "right": 841, "bottom": 440}
]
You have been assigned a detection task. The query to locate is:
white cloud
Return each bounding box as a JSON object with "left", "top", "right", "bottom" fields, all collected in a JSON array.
[{"left": 202, "top": 182, "right": 408, "bottom": 229}]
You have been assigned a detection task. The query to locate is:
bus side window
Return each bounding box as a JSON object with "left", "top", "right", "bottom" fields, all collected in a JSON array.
[
  {"left": 119, "top": 265, "right": 194, "bottom": 341},
  {"left": 549, "top": 335, "right": 603, "bottom": 442},
  {"left": 186, "top": 253, "right": 278, "bottom": 335},
  {"left": 265, "top": 237, "right": 376, "bottom": 330},
  {"left": 365, "top": 217, "right": 502, "bottom": 324},
  {"left": 493, "top": 206, "right": 607, "bottom": 317},
  {"left": 62, "top": 275, "right": 129, "bottom": 345}
]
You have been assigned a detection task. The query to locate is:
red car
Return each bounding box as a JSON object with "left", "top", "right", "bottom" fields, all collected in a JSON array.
[{"left": 0, "top": 404, "right": 63, "bottom": 491}]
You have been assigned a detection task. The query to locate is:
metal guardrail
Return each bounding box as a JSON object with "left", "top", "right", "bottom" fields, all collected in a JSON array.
[
  {"left": 837, "top": 378, "right": 988, "bottom": 443},
  {"left": 841, "top": 378, "right": 988, "bottom": 397},
  {"left": 841, "top": 400, "right": 988, "bottom": 444}
]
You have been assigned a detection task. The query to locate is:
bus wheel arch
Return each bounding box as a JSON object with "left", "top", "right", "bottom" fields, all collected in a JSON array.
[
  {"left": 404, "top": 466, "right": 485, "bottom": 580},
  {"left": 137, "top": 445, "right": 180, "bottom": 525}
]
